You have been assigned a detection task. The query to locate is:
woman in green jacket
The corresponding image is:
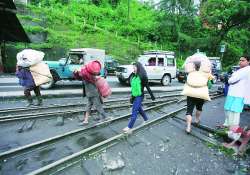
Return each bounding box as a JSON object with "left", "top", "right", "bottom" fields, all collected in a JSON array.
[{"left": 123, "top": 62, "right": 155, "bottom": 132}]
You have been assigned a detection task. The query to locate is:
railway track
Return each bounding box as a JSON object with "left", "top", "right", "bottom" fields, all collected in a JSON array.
[
  {"left": 0, "top": 99, "right": 183, "bottom": 175},
  {"left": 0, "top": 90, "right": 218, "bottom": 123},
  {"left": 0, "top": 91, "right": 183, "bottom": 117},
  {"left": 0, "top": 93, "right": 221, "bottom": 175},
  {"left": 0, "top": 94, "right": 183, "bottom": 123},
  {"left": 0, "top": 90, "right": 183, "bottom": 116}
]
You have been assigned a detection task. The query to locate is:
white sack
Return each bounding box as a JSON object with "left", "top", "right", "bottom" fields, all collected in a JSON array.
[{"left": 17, "top": 49, "right": 44, "bottom": 67}]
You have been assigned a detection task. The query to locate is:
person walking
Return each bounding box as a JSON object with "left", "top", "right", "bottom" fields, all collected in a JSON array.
[
  {"left": 75, "top": 60, "right": 108, "bottom": 125},
  {"left": 181, "top": 53, "right": 211, "bottom": 134},
  {"left": 16, "top": 64, "right": 42, "bottom": 106},
  {"left": 223, "top": 55, "right": 250, "bottom": 128},
  {"left": 123, "top": 62, "right": 155, "bottom": 132}
]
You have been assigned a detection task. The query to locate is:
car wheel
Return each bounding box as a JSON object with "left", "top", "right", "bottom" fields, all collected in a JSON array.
[
  {"left": 40, "top": 72, "right": 56, "bottom": 89},
  {"left": 161, "top": 74, "right": 171, "bottom": 86}
]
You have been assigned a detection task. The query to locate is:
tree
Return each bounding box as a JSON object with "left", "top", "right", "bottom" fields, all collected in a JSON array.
[{"left": 200, "top": 0, "right": 250, "bottom": 55}]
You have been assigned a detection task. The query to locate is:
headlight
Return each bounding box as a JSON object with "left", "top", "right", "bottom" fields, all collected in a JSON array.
[{"left": 123, "top": 68, "right": 127, "bottom": 73}]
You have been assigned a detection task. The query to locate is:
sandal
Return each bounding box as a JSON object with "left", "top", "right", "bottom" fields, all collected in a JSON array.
[
  {"left": 216, "top": 124, "right": 227, "bottom": 129},
  {"left": 194, "top": 121, "right": 200, "bottom": 126}
]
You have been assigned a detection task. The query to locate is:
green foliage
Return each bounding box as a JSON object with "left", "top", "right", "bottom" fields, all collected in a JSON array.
[
  {"left": 4, "top": 0, "right": 249, "bottom": 72},
  {"left": 24, "top": 26, "right": 47, "bottom": 34}
]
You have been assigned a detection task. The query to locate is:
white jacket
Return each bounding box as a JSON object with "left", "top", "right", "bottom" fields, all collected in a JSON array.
[{"left": 228, "top": 66, "right": 250, "bottom": 104}]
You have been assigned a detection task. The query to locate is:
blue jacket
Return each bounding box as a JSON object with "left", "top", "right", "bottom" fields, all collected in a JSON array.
[{"left": 16, "top": 67, "right": 35, "bottom": 88}]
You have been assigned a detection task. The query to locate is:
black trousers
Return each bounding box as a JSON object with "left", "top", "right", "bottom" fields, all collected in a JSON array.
[{"left": 186, "top": 96, "right": 204, "bottom": 116}]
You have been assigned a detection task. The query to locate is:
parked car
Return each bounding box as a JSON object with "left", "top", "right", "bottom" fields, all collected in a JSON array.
[
  {"left": 116, "top": 50, "right": 176, "bottom": 86},
  {"left": 41, "top": 48, "right": 107, "bottom": 89},
  {"left": 105, "top": 56, "right": 119, "bottom": 74},
  {"left": 176, "top": 69, "right": 186, "bottom": 83}
]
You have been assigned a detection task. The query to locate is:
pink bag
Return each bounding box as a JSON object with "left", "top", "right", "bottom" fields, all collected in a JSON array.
[
  {"left": 95, "top": 77, "right": 112, "bottom": 98},
  {"left": 80, "top": 60, "right": 101, "bottom": 83},
  {"left": 80, "top": 66, "right": 95, "bottom": 83},
  {"left": 85, "top": 60, "right": 101, "bottom": 74}
]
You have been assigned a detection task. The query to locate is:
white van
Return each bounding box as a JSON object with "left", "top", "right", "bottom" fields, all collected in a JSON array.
[{"left": 116, "top": 50, "right": 176, "bottom": 86}]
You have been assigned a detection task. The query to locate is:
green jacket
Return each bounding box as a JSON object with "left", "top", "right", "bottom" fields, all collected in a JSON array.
[{"left": 131, "top": 75, "right": 142, "bottom": 97}]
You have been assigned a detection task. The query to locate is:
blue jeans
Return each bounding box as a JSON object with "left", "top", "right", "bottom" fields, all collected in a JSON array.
[{"left": 128, "top": 96, "right": 148, "bottom": 128}]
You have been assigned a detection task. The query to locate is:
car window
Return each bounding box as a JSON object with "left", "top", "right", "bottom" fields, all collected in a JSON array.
[
  {"left": 158, "top": 58, "right": 164, "bottom": 66},
  {"left": 167, "top": 58, "right": 175, "bottom": 66},
  {"left": 69, "top": 54, "right": 84, "bottom": 65},
  {"left": 148, "top": 57, "right": 156, "bottom": 66}
]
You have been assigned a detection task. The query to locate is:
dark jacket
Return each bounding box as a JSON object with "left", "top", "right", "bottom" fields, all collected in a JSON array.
[{"left": 16, "top": 67, "right": 35, "bottom": 88}]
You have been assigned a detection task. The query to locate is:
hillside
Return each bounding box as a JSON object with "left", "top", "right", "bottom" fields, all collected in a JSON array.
[{"left": 3, "top": 0, "right": 250, "bottom": 72}]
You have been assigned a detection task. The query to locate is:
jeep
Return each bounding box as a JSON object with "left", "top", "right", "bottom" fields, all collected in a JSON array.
[{"left": 41, "top": 48, "right": 106, "bottom": 89}]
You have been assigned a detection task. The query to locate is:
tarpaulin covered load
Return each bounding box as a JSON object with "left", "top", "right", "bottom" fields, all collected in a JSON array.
[
  {"left": 16, "top": 49, "right": 52, "bottom": 86},
  {"left": 30, "top": 62, "right": 52, "bottom": 86},
  {"left": 184, "top": 53, "right": 211, "bottom": 73}
]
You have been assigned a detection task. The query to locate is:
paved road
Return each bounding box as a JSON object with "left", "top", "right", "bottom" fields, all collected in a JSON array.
[{"left": 0, "top": 75, "right": 184, "bottom": 92}]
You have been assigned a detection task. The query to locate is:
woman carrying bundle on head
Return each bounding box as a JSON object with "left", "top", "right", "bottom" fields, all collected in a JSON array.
[{"left": 181, "top": 53, "right": 212, "bottom": 134}]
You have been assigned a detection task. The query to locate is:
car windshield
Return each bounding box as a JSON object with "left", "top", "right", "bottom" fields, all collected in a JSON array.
[{"left": 68, "top": 53, "right": 84, "bottom": 64}]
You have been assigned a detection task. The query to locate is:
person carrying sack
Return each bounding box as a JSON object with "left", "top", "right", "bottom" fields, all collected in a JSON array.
[
  {"left": 74, "top": 60, "right": 109, "bottom": 125},
  {"left": 181, "top": 53, "right": 211, "bottom": 134},
  {"left": 16, "top": 65, "right": 42, "bottom": 106}
]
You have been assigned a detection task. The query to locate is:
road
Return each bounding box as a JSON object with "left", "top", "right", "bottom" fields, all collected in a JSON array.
[{"left": 0, "top": 75, "right": 184, "bottom": 92}]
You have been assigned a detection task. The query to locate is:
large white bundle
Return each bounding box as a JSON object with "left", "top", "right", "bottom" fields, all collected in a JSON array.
[
  {"left": 181, "top": 71, "right": 210, "bottom": 101},
  {"left": 17, "top": 49, "right": 44, "bottom": 67},
  {"left": 184, "top": 53, "right": 211, "bottom": 73},
  {"left": 30, "top": 62, "right": 52, "bottom": 86}
]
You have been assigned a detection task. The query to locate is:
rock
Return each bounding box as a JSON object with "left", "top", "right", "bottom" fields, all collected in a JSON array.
[
  {"left": 56, "top": 116, "right": 64, "bottom": 126},
  {"left": 102, "top": 153, "right": 125, "bottom": 171}
]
